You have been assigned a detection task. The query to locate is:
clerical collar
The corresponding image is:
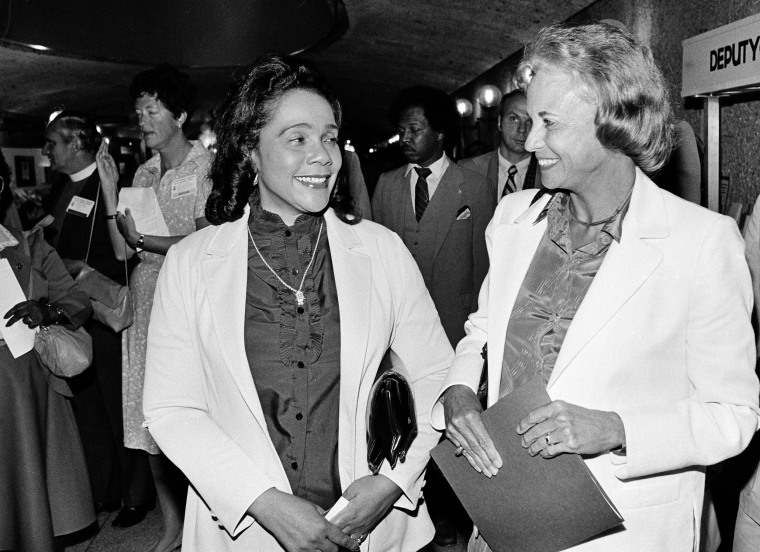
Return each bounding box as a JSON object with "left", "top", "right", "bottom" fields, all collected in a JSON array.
[{"left": 70, "top": 162, "right": 97, "bottom": 182}]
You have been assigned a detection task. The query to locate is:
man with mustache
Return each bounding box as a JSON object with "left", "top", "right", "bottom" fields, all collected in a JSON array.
[
  {"left": 372, "top": 85, "right": 494, "bottom": 349},
  {"left": 372, "top": 85, "right": 494, "bottom": 547}
]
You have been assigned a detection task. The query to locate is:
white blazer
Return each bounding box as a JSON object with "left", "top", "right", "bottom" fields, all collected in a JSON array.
[
  {"left": 432, "top": 169, "right": 760, "bottom": 552},
  {"left": 144, "top": 208, "right": 453, "bottom": 552}
]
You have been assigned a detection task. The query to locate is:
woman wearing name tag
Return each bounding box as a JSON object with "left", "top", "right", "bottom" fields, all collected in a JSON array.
[
  {"left": 98, "top": 64, "right": 212, "bottom": 552},
  {"left": 0, "top": 158, "right": 95, "bottom": 551},
  {"left": 141, "top": 56, "right": 453, "bottom": 552}
]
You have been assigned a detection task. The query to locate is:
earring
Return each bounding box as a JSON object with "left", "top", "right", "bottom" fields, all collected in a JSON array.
[
  {"left": 253, "top": 174, "right": 259, "bottom": 186},
  {"left": 0, "top": 176, "right": 5, "bottom": 194}
]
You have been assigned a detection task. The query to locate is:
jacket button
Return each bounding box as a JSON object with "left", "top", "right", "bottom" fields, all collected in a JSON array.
[
  {"left": 297, "top": 361, "right": 305, "bottom": 369},
  {"left": 16, "top": 263, "right": 22, "bottom": 270},
  {"left": 291, "top": 461, "right": 299, "bottom": 470}
]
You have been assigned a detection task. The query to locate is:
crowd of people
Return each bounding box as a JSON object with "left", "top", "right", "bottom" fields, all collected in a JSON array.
[{"left": 2, "top": 19, "right": 760, "bottom": 552}]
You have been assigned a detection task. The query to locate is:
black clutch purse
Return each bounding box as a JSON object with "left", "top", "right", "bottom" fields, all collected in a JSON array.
[{"left": 367, "top": 369, "right": 417, "bottom": 475}]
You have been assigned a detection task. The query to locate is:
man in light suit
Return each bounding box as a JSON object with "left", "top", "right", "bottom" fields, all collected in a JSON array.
[
  {"left": 459, "top": 90, "right": 541, "bottom": 202},
  {"left": 372, "top": 85, "right": 495, "bottom": 348},
  {"left": 433, "top": 23, "right": 760, "bottom": 552}
]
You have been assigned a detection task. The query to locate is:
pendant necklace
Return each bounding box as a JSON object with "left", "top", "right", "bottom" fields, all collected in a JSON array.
[
  {"left": 247, "top": 221, "right": 323, "bottom": 307},
  {"left": 567, "top": 185, "right": 634, "bottom": 227}
]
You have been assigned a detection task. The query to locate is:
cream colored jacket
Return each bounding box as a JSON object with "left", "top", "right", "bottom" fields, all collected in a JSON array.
[
  {"left": 432, "top": 169, "right": 760, "bottom": 552},
  {"left": 144, "top": 208, "right": 453, "bottom": 552}
]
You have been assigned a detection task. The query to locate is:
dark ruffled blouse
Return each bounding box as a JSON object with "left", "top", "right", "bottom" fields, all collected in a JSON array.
[{"left": 244, "top": 199, "right": 342, "bottom": 509}]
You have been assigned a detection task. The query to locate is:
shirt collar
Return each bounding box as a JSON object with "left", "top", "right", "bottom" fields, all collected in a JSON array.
[
  {"left": 70, "top": 162, "right": 96, "bottom": 182},
  {"left": 404, "top": 153, "right": 450, "bottom": 180},
  {"left": 498, "top": 151, "right": 531, "bottom": 173},
  {"left": 545, "top": 191, "right": 627, "bottom": 253},
  {"left": 144, "top": 140, "right": 207, "bottom": 176},
  {"left": 0, "top": 223, "right": 19, "bottom": 252}
]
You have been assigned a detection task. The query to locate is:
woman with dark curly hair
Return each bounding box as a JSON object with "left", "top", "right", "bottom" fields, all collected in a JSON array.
[{"left": 142, "top": 56, "right": 453, "bottom": 552}]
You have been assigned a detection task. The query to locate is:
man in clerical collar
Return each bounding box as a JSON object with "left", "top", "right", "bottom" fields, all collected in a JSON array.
[{"left": 42, "top": 110, "right": 155, "bottom": 528}]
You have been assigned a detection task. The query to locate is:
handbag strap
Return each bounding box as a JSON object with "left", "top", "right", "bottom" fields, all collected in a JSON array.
[
  {"left": 84, "top": 183, "right": 99, "bottom": 265},
  {"left": 86, "top": 180, "right": 131, "bottom": 289}
]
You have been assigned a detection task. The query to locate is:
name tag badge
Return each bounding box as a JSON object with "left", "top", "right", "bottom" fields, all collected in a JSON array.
[
  {"left": 66, "top": 196, "right": 96, "bottom": 218},
  {"left": 171, "top": 175, "right": 197, "bottom": 199}
]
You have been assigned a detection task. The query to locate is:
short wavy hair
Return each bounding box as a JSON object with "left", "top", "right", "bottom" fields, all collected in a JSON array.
[
  {"left": 516, "top": 23, "right": 675, "bottom": 174},
  {"left": 130, "top": 64, "right": 196, "bottom": 124},
  {"left": 206, "top": 55, "right": 354, "bottom": 225},
  {"left": 48, "top": 110, "right": 102, "bottom": 154}
]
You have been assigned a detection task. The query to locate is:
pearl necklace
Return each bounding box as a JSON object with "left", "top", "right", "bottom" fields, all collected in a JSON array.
[{"left": 247, "top": 221, "right": 323, "bottom": 307}]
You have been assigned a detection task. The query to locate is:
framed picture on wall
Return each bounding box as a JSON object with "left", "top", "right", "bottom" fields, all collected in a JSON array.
[{"left": 14, "top": 156, "right": 36, "bottom": 187}]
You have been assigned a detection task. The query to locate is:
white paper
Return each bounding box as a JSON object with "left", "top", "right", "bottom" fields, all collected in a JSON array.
[
  {"left": 324, "top": 496, "right": 349, "bottom": 522},
  {"left": 117, "top": 188, "right": 170, "bottom": 236},
  {"left": 0, "top": 259, "right": 35, "bottom": 358}
]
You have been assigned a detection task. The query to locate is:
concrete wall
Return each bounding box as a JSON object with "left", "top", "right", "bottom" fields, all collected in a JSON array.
[{"left": 571, "top": 0, "right": 760, "bottom": 208}]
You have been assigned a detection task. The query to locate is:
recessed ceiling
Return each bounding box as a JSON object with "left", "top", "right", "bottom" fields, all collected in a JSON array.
[{"left": 0, "top": 0, "right": 597, "bottom": 147}]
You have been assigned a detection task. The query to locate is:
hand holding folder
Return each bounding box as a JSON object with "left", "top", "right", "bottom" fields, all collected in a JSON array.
[{"left": 431, "top": 377, "right": 623, "bottom": 552}]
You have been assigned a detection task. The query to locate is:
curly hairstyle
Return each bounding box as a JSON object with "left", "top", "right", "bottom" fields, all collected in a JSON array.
[
  {"left": 389, "top": 85, "right": 459, "bottom": 154},
  {"left": 130, "top": 64, "right": 196, "bottom": 124},
  {"left": 515, "top": 23, "right": 675, "bottom": 174},
  {"left": 205, "top": 55, "right": 356, "bottom": 225},
  {"left": 47, "top": 110, "right": 102, "bottom": 154}
]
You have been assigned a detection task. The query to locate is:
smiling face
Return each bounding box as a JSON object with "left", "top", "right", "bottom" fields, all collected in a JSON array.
[
  {"left": 250, "top": 88, "right": 342, "bottom": 225},
  {"left": 134, "top": 94, "right": 185, "bottom": 152},
  {"left": 525, "top": 67, "right": 620, "bottom": 195},
  {"left": 397, "top": 106, "right": 444, "bottom": 167},
  {"left": 498, "top": 94, "right": 532, "bottom": 162}
]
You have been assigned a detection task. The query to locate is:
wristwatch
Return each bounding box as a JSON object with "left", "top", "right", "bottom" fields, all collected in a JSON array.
[{"left": 134, "top": 234, "right": 145, "bottom": 251}]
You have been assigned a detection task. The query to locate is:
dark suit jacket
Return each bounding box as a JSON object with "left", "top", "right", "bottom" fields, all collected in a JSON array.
[
  {"left": 459, "top": 150, "right": 541, "bottom": 203},
  {"left": 44, "top": 171, "right": 129, "bottom": 284},
  {"left": 372, "top": 161, "right": 495, "bottom": 347}
]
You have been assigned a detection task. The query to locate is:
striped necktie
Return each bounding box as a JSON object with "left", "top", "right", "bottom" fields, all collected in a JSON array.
[
  {"left": 502, "top": 165, "right": 518, "bottom": 198},
  {"left": 414, "top": 167, "right": 432, "bottom": 222}
]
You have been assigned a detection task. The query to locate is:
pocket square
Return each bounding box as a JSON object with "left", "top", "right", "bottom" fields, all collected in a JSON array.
[{"left": 456, "top": 207, "right": 471, "bottom": 220}]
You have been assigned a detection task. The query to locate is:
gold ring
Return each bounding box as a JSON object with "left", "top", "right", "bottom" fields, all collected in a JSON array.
[
  {"left": 545, "top": 433, "right": 552, "bottom": 446},
  {"left": 454, "top": 445, "right": 464, "bottom": 456}
]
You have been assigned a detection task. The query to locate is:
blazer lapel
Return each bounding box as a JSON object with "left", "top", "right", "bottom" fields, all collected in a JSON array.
[
  {"left": 202, "top": 208, "right": 269, "bottom": 429},
  {"left": 397, "top": 169, "right": 415, "bottom": 227},
  {"left": 487, "top": 151, "right": 500, "bottom": 199},
  {"left": 324, "top": 210, "right": 372, "bottom": 486},
  {"left": 549, "top": 171, "right": 668, "bottom": 388},
  {"left": 431, "top": 165, "right": 464, "bottom": 260},
  {"left": 486, "top": 194, "right": 550, "bottom": 405}
]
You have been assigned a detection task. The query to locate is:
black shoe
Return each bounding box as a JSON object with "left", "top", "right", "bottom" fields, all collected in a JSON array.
[
  {"left": 95, "top": 499, "right": 122, "bottom": 514},
  {"left": 111, "top": 500, "right": 155, "bottom": 528},
  {"left": 433, "top": 521, "right": 457, "bottom": 546}
]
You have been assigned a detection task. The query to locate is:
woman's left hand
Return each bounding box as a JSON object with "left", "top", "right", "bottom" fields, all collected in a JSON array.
[
  {"left": 329, "top": 475, "right": 403, "bottom": 540},
  {"left": 116, "top": 208, "right": 140, "bottom": 246},
  {"left": 517, "top": 400, "right": 625, "bottom": 458},
  {"left": 5, "top": 300, "right": 59, "bottom": 329}
]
